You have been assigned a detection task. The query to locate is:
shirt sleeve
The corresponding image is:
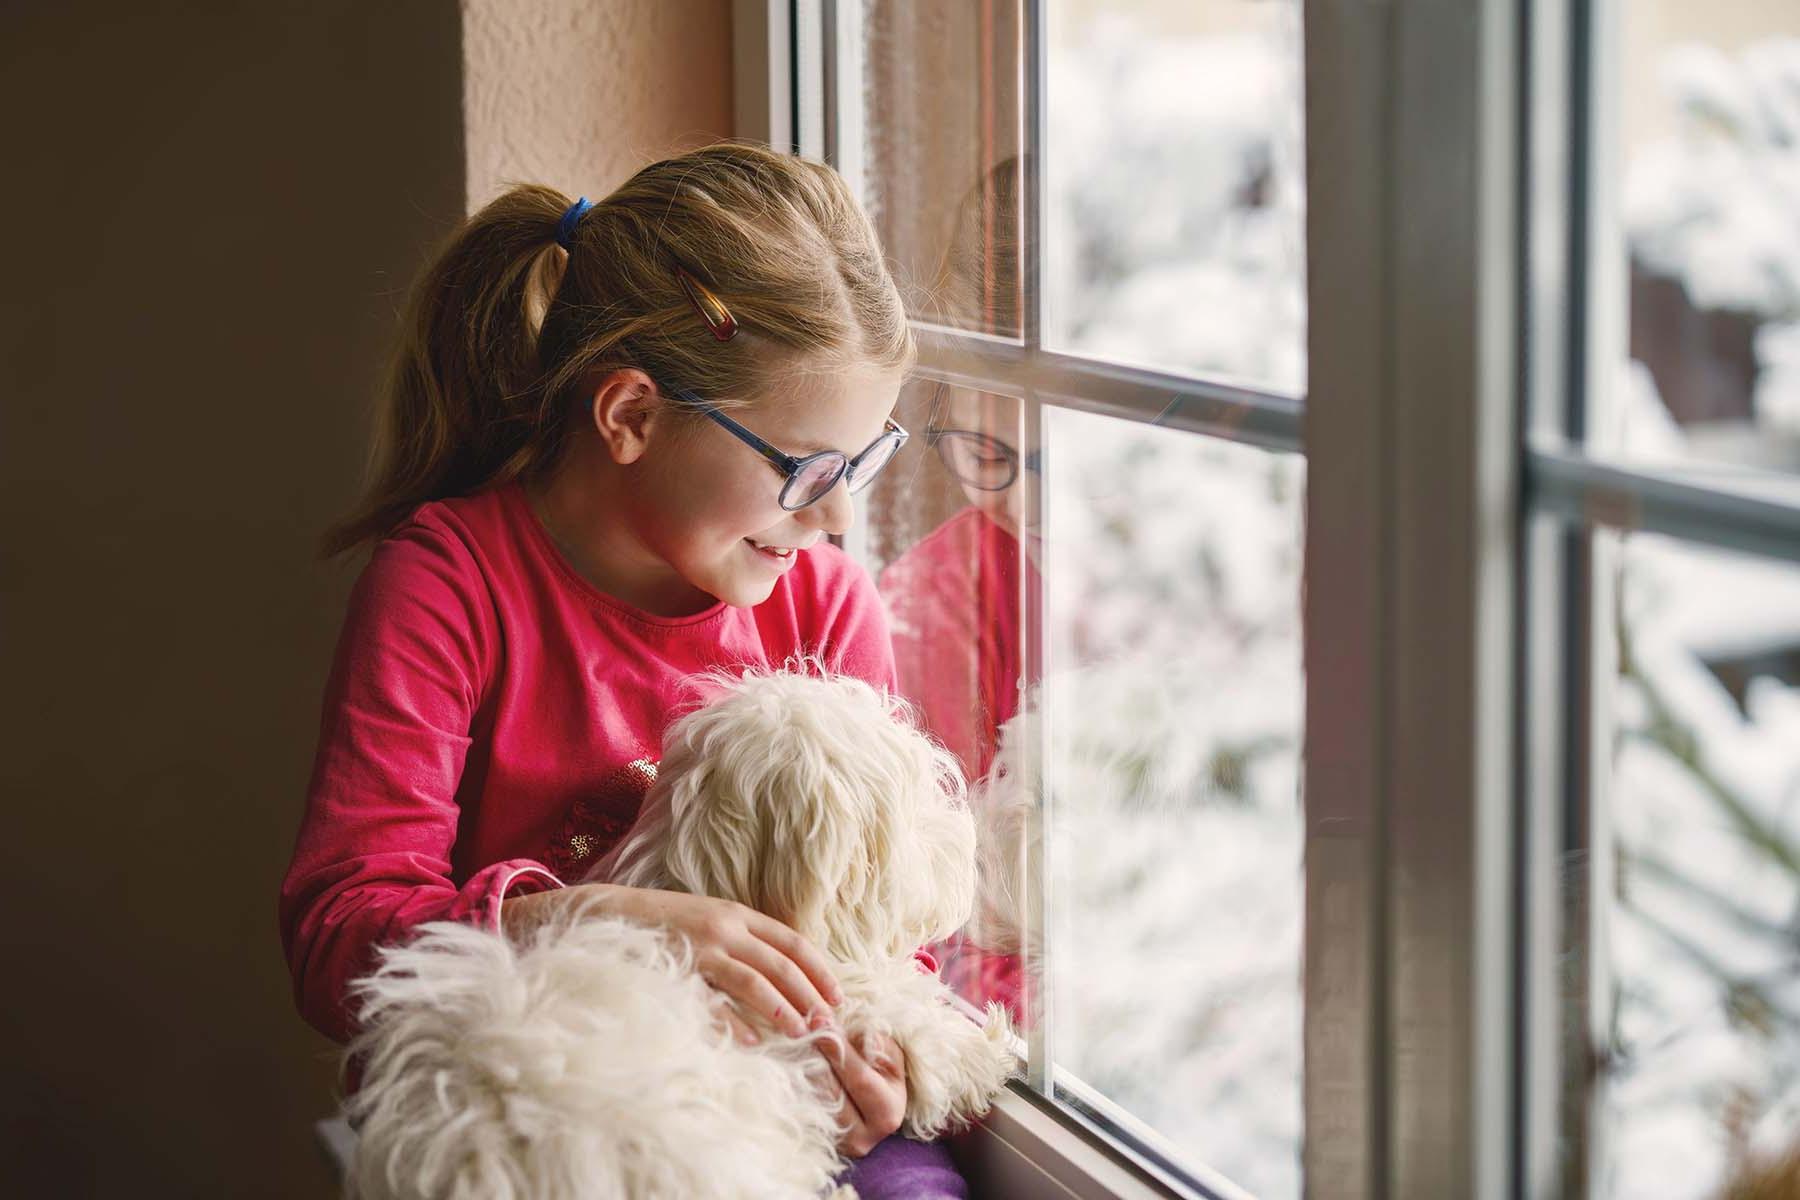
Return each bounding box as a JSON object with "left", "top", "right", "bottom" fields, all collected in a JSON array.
[{"left": 277, "top": 520, "right": 562, "bottom": 1045}]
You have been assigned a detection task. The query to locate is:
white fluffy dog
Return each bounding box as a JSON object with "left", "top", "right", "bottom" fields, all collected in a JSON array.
[{"left": 342, "top": 669, "right": 1017, "bottom": 1200}]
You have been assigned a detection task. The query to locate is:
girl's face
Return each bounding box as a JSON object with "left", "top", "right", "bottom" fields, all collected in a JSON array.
[{"left": 626, "top": 363, "right": 905, "bottom": 611}]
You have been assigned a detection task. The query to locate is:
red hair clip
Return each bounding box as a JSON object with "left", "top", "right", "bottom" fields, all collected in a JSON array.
[{"left": 673, "top": 265, "right": 738, "bottom": 342}]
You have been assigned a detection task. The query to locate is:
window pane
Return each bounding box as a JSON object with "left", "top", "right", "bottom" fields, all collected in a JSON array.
[
  {"left": 861, "top": 2, "right": 1024, "bottom": 339},
  {"left": 1593, "top": 530, "right": 1800, "bottom": 1198},
  {"left": 1605, "top": 3, "right": 1800, "bottom": 481},
  {"left": 1039, "top": 406, "right": 1305, "bottom": 1197},
  {"left": 869, "top": 380, "right": 1041, "bottom": 1024},
  {"left": 1045, "top": 0, "right": 1306, "bottom": 394}
]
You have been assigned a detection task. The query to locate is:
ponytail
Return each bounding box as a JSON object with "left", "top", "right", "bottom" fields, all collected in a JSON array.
[{"left": 318, "top": 185, "right": 570, "bottom": 558}]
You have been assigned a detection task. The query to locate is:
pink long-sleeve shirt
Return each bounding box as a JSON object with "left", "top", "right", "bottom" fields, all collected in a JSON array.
[
  {"left": 878, "top": 507, "right": 1036, "bottom": 782},
  {"left": 278, "top": 480, "right": 896, "bottom": 1045},
  {"left": 877, "top": 507, "right": 1038, "bottom": 1024}
]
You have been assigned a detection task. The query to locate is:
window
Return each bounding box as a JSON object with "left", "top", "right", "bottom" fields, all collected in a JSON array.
[
  {"left": 1526, "top": 4, "right": 1800, "bottom": 1197},
  {"left": 750, "top": 0, "right": 1800, "bottom": 1195}
]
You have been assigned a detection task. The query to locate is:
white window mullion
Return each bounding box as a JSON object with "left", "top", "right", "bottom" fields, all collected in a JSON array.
[
  {"left": 1301, "top": 0, "right": 1394, "bottom": 1192},
  {"left": 733, "top": 0, "right": 794, "bottom": 152},
  {"left": 1387, "top": 0, "right": 1521, "bottom": 1195},
  {"left": 1018, "top": 0, "right": 1055, "bottom": 1102},
  {"left": 792, "top": 1, "right": 825, "bottom": 161},
  {"left": 1306, "top": 0, "right": 1523, "bottom": 1195},
  {"left": 822, "top": 0, "right": 865, "bottom": 201},
  {"left": 912, "top": 326, "right": 1305, "bottom": 455},
  {"left": 1520, "top": 3, "right": 1580, "bottom": 1193}
]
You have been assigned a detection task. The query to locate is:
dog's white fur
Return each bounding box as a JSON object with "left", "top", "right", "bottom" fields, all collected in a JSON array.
[{"left": 344, "top": 668, "right": 1016, "bottom": 1200}]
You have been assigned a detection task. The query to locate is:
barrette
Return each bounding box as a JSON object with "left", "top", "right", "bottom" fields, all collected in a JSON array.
[{"left": 673, "top": 264, "right": 738, "bottom": 341}]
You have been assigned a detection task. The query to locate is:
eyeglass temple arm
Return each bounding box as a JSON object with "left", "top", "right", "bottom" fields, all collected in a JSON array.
[{"left": 669, "top": 385, "right": 799, "bottom": 473}]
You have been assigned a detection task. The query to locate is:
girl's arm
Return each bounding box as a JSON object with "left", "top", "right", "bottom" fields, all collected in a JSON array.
[{"left": 278, "top": 524, "right": 558, "bottom": 1045}]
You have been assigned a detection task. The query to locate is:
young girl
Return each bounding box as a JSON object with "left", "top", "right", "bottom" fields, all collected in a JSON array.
[{"left": 278, "top": 142, "right": 967, "bottom": 1197}]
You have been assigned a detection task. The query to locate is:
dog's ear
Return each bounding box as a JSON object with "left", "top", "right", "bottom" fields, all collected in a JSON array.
[
  {"left": 802, "top": 683, "right": 978, "bottom": 962},
  {"left": 659, "top": 756, "right": 766, "bottom": 910},
  {"left": 647, "top": 680, "right": 846, "bottom": 929},
  {"left": 882, "top": 735, "right": 978, "bottom": 951}
]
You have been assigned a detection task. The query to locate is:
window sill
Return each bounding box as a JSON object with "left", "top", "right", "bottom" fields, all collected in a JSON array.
[{"left": 949, "top": 1081, "right": 1202, "bottom": 1200}]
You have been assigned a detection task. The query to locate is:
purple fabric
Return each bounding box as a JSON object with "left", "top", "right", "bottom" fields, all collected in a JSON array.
[{"left": 836, "top": 1135, "right": 968, "bottom": 1199}]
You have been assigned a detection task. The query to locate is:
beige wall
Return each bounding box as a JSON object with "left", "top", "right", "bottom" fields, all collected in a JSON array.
[
  {"left": 463, "top": 0, "right": 734, "bottom": 207},
  {"left": 0, "top": 2, "right": 729, "bottom": 1195}
]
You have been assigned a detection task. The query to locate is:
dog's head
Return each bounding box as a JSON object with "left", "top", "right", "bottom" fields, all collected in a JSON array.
[{"left": 595, "top": 668, "right": 976, "bottom": 965}]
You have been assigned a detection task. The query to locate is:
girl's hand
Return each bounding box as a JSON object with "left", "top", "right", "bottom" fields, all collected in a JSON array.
[
  {"left": 502, "top": 883, "right": 842, "bottom": 1039},
  {"left": 816, "top": 1028, "right": 908, "bottom": 1157}
]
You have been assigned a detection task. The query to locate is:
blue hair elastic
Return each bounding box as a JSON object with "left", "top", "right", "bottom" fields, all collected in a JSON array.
[{"left": 555, "top": 196, "right": 594, "bottom": 251}]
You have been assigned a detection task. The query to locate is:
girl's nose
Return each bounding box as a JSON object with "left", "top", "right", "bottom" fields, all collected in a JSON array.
[{"left": 801, "top": 476, "right": 856, "bottom": 537}]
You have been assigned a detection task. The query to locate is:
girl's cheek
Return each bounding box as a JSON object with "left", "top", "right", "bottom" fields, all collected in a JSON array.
[{"left": 707, "top": 483, "right": 778, "bottom": 539}]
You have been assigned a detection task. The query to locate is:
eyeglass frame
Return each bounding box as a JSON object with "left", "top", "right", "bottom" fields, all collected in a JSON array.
[
  {"left": 923, "top": 426, "right": 1030, "bottom": 492},
  {"left": 923, "top": 384, "right": 1042, "bottom": 491},
  {"left": 657, "top": 379, "right": 909, "bottom": 511}
]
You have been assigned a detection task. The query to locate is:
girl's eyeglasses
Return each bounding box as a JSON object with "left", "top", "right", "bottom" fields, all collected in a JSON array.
[
  {"left": 664, "top": 382, "right": 909, "bottom": 511},
  {"left": 657, "top": 263, "right": 909, "bottom": 509}
]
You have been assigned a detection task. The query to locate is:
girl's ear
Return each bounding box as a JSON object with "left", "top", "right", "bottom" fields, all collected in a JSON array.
[{"left": 588, "top": 368, "right": 663, "bottom": 465}]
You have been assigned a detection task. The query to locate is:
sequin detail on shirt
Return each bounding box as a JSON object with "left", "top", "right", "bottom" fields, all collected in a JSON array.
[{"left": 544, "top": 757, "right": 659, "bottom": 879}]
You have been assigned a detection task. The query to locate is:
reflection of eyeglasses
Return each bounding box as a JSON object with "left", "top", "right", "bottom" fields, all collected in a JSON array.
[
  {"left": 923, "top": 381, "right": 1041, "bottom": 491},
  {"left": 663, "top": 380, "right": 909, "bottom": 510},
  {"left": 924, "top": 425, "right": 1040, "bottom": 491}
]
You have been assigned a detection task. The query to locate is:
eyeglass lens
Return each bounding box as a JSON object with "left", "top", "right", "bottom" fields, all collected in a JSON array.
[
  {"left": 783, "top": 454, "right": 848, "bottom": 509},
  {"left": 932, "top": 431, "right": 1018, "bottom": 491},
  {"left": 846, "top": 434, "right": 902, "bottom": 493}
]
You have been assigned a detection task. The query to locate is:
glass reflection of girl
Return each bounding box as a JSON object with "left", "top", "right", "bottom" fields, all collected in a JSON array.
[
  {"left": 877, "top": 157, "right": 1039, "bottom": 1021},
  {"left": 883, "top": 382, "right": 1039, "bottom": 781}
]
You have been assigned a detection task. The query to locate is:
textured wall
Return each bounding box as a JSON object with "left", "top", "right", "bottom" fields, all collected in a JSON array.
[{"left": 463, "top": 0, "right": 735, "bottom": 208}]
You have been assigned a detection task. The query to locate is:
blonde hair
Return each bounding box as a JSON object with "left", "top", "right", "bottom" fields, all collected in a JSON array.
[
  {"left": 928, "top": 155, "right": 1020, "bottom": 336},
  {"left": 321, "top": 141, "right": 916, "bottom": 558}
]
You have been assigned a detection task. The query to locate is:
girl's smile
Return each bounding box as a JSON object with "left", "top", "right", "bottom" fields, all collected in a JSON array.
[{"left": 747, "top": 536, "right": 814, "bottom": 567}]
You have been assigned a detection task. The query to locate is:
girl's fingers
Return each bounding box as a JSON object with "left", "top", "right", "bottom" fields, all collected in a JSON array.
[
  {"left": 824, "top": 1036, "right": 905, "bottom": 1144},
  {"left": 816, "top": 1038, "right": 875, "bottom": 1156},
  {"left": 701, "top": 956, "right": 808, "bottom": 1038},
  {"left": 836, "top": 1090, "right": 873, "bottom": 1157},
  {"left": 746, "top": 914, "right": 843, "bottom": 1007},
  {"left": 733, "top": 936, "right": 835, "bottom": 1027},
  {"left": 858, "top": 1030, "right": 904, "bottom": 1078}
]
